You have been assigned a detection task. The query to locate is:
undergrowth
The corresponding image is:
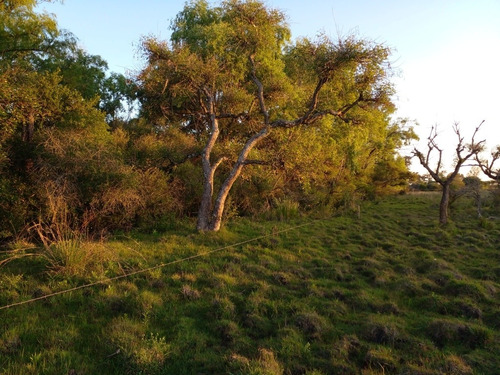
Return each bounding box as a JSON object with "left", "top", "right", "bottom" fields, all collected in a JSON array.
[{"left": 1, "top": 193, "right": 499, "bottom": 374}]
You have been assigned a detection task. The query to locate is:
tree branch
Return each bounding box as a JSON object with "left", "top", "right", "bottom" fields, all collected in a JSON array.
[
  {"left": 216, "top": 112, "right": 249, "bottom": 121},
  {"left": 476, "top": 145, "right": 500, "bottom": 180},
  {"left": 161, "top": 151, "right": 201, "bottom": 174},
  {"left": 249, "top": 54, "right": 270, "bottom": 126},
  {"left": 413, "top": 122, "right": 485, "bottom": 185}
]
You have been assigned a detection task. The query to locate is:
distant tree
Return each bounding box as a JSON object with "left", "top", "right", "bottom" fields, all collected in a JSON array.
[
  {"left": 413, "top": 123, "right": 485, "bottom": 225},
  {"left": 138, "top": 0, "right": 397, "bottom": 231},
  {"left": 463, "top": 175, "right": 483, "bottom": 218},
  {"left": 33, "top": 34, "right": 137, "bottom": 125},
  {"left": 476, "top": 145, "right": 500, "bottom": 182},
  {"left": 99, "top": 72, "right": 137, "bottom": 127}
]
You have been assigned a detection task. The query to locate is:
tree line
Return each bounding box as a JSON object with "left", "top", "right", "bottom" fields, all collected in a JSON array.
[{"left": 1, "top": 0, "right": 496, "bottom": 241}]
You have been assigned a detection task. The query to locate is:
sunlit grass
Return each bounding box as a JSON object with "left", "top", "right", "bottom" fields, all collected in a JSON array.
[{"left": 1, "top": 193, "right": 499, "bottom": 374}]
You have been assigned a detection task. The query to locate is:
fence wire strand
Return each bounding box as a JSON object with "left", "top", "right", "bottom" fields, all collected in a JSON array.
[{"left": 0, "top": 220, "right": 319, "bottom": 311}]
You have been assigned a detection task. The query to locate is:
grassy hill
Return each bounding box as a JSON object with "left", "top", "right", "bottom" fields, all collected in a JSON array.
[{"left": 1, "top": 193, "right": 500, "bottom": 374}]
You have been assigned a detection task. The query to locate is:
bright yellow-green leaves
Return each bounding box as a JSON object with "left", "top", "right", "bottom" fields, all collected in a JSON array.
[
  {"left": 0, "top": 0, "right": 59, "bottom": 67},
  {"left": 141, "top": 0, "right": 293, "bottom": 131},
  {"left": 0, "top": 68, "right": 107, "bottom": 144},
  {"left": 138, "top": 0, "right": 412, "bottom": 216}
]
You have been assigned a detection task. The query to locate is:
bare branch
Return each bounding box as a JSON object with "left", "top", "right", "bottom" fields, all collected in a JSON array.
[
  {"left": 249, "top": 55, "right": 270, "bottom": 126},
  {"left": 161, "top": 151, "right": 202, "bottom": 174},
  {"left": 412, "top": 122, "right": 485, "bottom": 224},
  {"left": 269, "top": 92, "right": 366, "bottom": 129},
  {"left": 307, "top": 77, "right": 328, "bottom": 113},
  {"left": 338, "top": 92, "right": 364, "bottom": 116},
  {"left": 413, "top": 122, "right": 485, "bottom": 186},
  {"left": 161, "top": 78, "right": 169, "bottom": 94},
  {"left": 213, "top": 156, "right": 227, "bottom": 171},
  {"left": 476, "top": 145, "right": 500, "bottom": 181}
]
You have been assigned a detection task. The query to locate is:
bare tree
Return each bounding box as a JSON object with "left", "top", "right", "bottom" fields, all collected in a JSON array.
[
  {"left": 476, "top": 146, "right": 500, "bottom": 182},
  {"left": 413, "top": 122, "right": 485, "bottom": 225}
]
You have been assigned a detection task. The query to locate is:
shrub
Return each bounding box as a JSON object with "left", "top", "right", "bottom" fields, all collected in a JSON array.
[
  {"left": 229, "top": 348, "right": 284, "bottom": 375},
  {"left": 251, "top": 348, "right": 284, "bottom": 375},
  {"left": 364, "top": 320, "right": 403, "bottom": 346},
  {"left": 267, "top": 199, "right": 300, "bottom": 221},
  {"left": 107, "top": 317, "right": 170, "bottom": 368},
  {"left": 295, "top": 311, "right": 327, "bottom": 340},
  {"left": 43, "top": 237, "right": 118, "bottom": 278}
]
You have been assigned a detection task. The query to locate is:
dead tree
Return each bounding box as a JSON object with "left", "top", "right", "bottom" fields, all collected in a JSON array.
[
  {"left": 476, "top": 146, "right": 500, "bottom": 182},
  {"left": 413, "top": 122, "right": 485, "bottom": 225}
]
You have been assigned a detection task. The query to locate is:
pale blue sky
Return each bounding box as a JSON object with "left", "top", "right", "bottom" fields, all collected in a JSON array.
[{"left": 38, "top": 0, "right": 500, "bottom": 173}]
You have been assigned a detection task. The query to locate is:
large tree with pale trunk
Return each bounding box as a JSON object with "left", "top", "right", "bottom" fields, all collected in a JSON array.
[{"left": 137, "top": 0, "right": 397, "bottom": 231}]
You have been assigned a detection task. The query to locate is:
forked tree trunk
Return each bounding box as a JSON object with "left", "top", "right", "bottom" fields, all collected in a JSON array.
[
  {"left": 197, "top": 126, "right": 269, "bottom": 232},
  {"left": 197, "top": 162, "right": 216, "bottom": 231},
  {"left": 414, "top": 124, "right": 485, "bottom": 226},
  {"left": 196, "top": 53, "right": 353, "bottom": 231}
]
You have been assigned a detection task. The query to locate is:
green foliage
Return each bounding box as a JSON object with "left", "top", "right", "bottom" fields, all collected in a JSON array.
[
  {"left": 0, "top": 0, "right": 59, "bottom": 67},
  {"left": 265, "top": 198, "right": 300, "bottom": 221},
  {"left": 0, "top": 0, "right": 150, "bottom": 240},
  {"left": 34, "top": 42, "right": 137, "bottom": 124},
  {"left": 0, "top": 65, "right": 110, "bottom": 238},
  {"left": 1, "top": 0, "right": 417, "bottom": 239},
  {"left": 137, "top": 0, "right": 412, "bottom": 231}
]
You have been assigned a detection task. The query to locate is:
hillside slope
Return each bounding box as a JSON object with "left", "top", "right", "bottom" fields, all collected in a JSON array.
[{"left": 1, "top": 193, "right": 500, "bottom": 374}]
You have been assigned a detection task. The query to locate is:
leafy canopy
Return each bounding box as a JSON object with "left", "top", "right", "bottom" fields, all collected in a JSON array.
[{"left": 139, "top": 0, "right": 394, "bottom": 134}]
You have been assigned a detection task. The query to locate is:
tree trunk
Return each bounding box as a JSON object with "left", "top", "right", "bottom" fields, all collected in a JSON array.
[
  {"left": 197, "top": 163, "right": 215, "bottom": 231},
  {"left": 439, "top": 183, "right": 451, "bottom": 225},
  {"left": 197, "top": 126, "right": 269, "bottom": 231},
  {"left": 196, "top": 113, "right": 222, "bottom": 231},
  {"left": 22, "top": 113, "right": 35, "bottom": 143}
]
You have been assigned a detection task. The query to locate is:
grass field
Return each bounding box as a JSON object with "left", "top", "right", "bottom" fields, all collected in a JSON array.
[{"left": 1, "top": 192, "right": 500, "bottom": 374}]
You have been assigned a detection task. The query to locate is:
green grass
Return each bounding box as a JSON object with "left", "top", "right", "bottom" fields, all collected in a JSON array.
[{"left": 1, "top": 193, "right": 500, "bottom": 374}]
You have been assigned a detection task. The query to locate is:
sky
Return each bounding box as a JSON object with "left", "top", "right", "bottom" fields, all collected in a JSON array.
[{"left": 37, "top": 0, "right": 500, "bottom": 175}]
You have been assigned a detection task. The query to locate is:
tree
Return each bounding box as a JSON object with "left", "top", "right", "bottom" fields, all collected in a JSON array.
[
  {"left": 476, "top": 145, "right": 500, "bottom": 182},
  {"left": 30, "top": 31, "right": 137, "bottom": 126},
  {"left": 413, "top": 123, "right": 485, "bottom": 225},
  {"left": 463, "top": 174, "right": 483, "bottom": 218},
  {"left": 370, "top": 123, "right": 417, "bottom": 195},
  {"left": 0, "top": 0, "right": 59, "bottom": 66},
  {"left": 0, "top": 0, "right": 138, "bottom": 238},
  {"left": 1, "top": 0, "right": 59, "bottom": 160},
  {"left": 138, "top": 0, "right": 396, "bottom": 231}
]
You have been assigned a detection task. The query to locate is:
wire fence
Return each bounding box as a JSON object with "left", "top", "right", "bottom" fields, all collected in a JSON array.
[{"left": 0, "top": 220, "right": 319, "bottom": 311}]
